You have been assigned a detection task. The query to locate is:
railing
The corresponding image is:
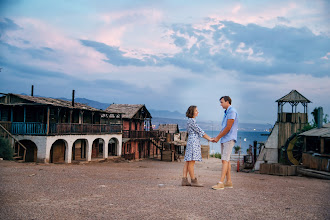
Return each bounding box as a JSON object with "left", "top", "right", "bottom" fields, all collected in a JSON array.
[
  {"left": 0, "top": 123, "right": 26, "bottom": 161},
  {"left": 49, "top": 123, "right": 122, "bottom": 135},
  {"left": 0, "top": 122, "right": 122, "bottom": 135},
  {"left": 11, "top": 122, "right": 47, "bottom": 135},
  {"left": 122, "top": 130, "right": 163, "bottom": 139}
]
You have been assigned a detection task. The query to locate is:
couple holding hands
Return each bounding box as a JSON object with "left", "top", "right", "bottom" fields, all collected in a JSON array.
[{"left": 182, "top": 96, "right": 238, "bottom": 190}]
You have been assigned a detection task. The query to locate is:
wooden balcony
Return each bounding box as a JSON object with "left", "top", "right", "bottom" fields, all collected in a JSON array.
[
  {"left": 122, "top": 130, "right": 166, "bottom": 139},
  {"left": 0, "top": 122, "right": 122, "bottom": 135}
]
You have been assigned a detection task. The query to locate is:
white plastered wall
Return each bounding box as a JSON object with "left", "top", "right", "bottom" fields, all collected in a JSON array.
[
  {"left": 254, "top": 123, "right": 279, "bottom": 170},
  {"left": 16, "top": 134, "right": 122, "bottom": 163}
]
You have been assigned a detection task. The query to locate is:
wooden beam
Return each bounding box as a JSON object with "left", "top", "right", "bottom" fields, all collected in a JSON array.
[
  {"left": 46, "top": 106, "right": 50, "bottom": 135},
  {"left": 320, "top": 138, "right": 324, "bottom": 154}
]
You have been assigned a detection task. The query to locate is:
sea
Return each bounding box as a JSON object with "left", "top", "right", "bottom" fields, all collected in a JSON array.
[{"left": 200, "top": 130, "right": 270, "bottom": 155}]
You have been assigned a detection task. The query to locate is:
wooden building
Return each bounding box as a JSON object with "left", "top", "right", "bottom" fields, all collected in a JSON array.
[
  {"left": 276, "top": 90, "right": 310, "bottom": 149},
  {"left": 105, "top": 104, "right": 162, "bottom": 160},
  {"left": 0, "top": 93, "right": 123, "bottom": 163},
  {"left": 299, "top": 123, "right": 330, "bottom": 172},
  {"left": 255, "top": 90, "right": 311, "bottom": 170}
]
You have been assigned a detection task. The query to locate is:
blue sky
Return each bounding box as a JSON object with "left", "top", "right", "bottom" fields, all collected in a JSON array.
[{"left": 0, "top": 0, "right": 329, "bottom": 124}]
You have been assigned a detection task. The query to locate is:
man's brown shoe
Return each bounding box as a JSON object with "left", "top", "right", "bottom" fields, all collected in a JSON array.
[
  {"left": 224, "top": 181, "right": 233, "bottom": 188},
  {"left": 212, "top": 182, "right": 224, "bottom": 190},
  {"left": 191, "top": 178, "right": 203, "bottom": 187},
  {"left": 181, "top": 177, "right": 191, "bottom": 186}
]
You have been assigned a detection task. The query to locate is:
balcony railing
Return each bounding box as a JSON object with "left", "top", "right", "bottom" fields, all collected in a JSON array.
[
  {"left": 0, "top": 122, "right": 122, "bottom": 135},
  {"left": 122, "top": 130, "right": 166, "bottom": 139},
  {"left": 49, "top": 123, "right": 122, "bottom": 135}
]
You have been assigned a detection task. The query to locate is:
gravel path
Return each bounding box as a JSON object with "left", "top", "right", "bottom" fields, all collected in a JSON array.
[{"left": 0, "top": 158, "right": 329, "bottom": 220}]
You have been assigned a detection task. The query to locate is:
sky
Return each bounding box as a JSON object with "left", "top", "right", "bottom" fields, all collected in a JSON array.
[{"left": 0, "top": 0, "right": 329, "bottom": 124}]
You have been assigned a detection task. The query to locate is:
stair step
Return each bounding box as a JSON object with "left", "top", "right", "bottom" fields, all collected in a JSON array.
[{"left": 13, "top": 156, "right": 23, "bottom": 160}]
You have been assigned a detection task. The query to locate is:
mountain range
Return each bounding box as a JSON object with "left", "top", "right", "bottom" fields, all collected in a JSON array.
[
  {"left": 59, "top": 97, "right": 271, "bottom": 132},
  {"left": 22, "top": 94, "right": 271, "bottom": 132}
]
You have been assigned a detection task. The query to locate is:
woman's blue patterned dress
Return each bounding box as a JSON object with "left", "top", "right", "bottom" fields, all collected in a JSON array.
[{"left": 184, "top": 118, "right": 205, "bottom": 161}]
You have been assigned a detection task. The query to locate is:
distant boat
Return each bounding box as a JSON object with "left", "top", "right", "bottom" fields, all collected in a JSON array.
[{"left": 260, "top": 133, "right": 270, "bottom": 136}]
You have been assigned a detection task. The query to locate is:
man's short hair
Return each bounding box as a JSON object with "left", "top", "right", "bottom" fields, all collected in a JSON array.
[
  {"left": 220, "top": 96, "right": 232, "bottom": 104},
  {"left": 186, "top": 105, "right": 197, "bottom": 118}
]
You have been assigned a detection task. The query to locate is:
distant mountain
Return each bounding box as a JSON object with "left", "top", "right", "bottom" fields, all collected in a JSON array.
[
  {"left": 151, "top": 117, "right": 271, "bottom": 132},
  {"left": 21, "top": 93, "right": 271, "bottom": 132},
  {"left": 57, "top": 97, "right": 110, "bottom": 110},
  {"left": 149, "top": 109, "right": 186, "bottom": 119}
]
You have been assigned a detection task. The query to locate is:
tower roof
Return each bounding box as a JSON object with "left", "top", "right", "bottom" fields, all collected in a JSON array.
[{"left": 276, "top": 90, "right": 311, "bottom": 103}]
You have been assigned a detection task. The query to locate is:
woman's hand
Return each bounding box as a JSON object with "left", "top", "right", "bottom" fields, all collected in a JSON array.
[{"left": 211, "top": 137, "right": 218, "bottom": 143}]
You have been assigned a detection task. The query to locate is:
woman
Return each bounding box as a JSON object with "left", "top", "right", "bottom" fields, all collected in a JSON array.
[{"left": 182, "top": 105, "right": 213, "bottom": 187}]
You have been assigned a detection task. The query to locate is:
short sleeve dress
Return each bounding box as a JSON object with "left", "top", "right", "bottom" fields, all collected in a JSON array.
[{"left": 184, "top": 118, "right": 205, "bottom": 161}]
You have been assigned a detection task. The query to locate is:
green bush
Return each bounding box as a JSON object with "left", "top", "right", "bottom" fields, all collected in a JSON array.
[
  {"left": 234, "top": 145, "right": 241, "bottom": 153},
  {"left": 0, "top": 137, "right": 13, "bottom": 160},
  {"left": 210, "top": 152, "right": 221, "bottom": 159}
]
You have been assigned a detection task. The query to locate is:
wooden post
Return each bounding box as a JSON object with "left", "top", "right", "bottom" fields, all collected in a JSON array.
[
  {"left": 69, "top": 110, "right": 73, "bottom": 123},
  {"left": 46, "top": 106, "right": 50, "bottom": 135},
  {"left": 253, "top": 141, "right": 257, "bottom": 164},
  {"left": 320, "top": 138, "right": 324, "bottom": 154},
  {"left": 57, "top": 108, "right": 60, "bottom": 123}
]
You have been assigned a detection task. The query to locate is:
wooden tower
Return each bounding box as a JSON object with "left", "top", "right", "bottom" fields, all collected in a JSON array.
[{"left": 276, "top": 90, "right": 311, "bottom": 149}]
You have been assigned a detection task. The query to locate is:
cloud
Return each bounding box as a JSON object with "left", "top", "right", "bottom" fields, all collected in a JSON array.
[
  {"left": 165, "top": 19, "right": 330, "bottom": 77},
  {"left": 0, "top": 17, "right": 20, "bottom": 34},
  {"left": 277, "top": 16, "right": 290, "bottom": 24},
  {"left": 80, "top": 40, "right": 150, "bottom": 66}
]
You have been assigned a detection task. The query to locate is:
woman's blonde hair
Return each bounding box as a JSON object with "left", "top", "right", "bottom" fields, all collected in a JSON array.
[{"left": 186, "top": 105, "right": 197, "bottom": 118}]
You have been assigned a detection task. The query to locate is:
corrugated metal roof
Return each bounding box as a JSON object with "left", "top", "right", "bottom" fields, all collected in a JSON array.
[
  {"left": 299, "top": 123, "right": 330, "bottom": 138},
  {"left": 276, "top": 90, "right": 311, "bottom": 103},
  {"left": 157, "top": 124, "right": 179, "bottom": 133},
  {"left": 105, "top": 104, "right": 150, "bottom": 119},
  {"left": 3, "top": 93, "right": 108, "bottom": 113}
]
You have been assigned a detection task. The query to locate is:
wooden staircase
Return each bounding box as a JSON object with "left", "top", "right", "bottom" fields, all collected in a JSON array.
[
  {"left": 150, "top": 138, "right": 164, "bottom": 151},
  {"left": 0, "top": 124, "right": 26, "bottom": 161}
]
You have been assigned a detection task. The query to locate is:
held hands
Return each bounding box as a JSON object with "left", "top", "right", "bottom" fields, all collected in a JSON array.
[{"left": 210, "top": 137, "right": 219, "bottom": 143}]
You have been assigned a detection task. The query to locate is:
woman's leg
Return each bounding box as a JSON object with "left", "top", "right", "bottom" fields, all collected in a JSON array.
[
  {"left": 183, "top": 161, "right": 189, "bottom": 177},
  {"left": 187, "top": 161, "right": 195, "bottom": 179}
]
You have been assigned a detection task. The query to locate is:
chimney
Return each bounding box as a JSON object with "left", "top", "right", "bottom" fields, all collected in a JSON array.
[
  {"left": 31, "top": 85, "right": 34, "bottom": 96},
  {"left": 72, "top": 90, "right": 75, "bottom": 107},
  {"left": 317, "top": 107, "right": 323, "bottom": 128}
]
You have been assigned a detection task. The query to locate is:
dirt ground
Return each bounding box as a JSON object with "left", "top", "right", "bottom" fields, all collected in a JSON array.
[{"left": 0, "top": 157, "right": 329, "bottom": 220}]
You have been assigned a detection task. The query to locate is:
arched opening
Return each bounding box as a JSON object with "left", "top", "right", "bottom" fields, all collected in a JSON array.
[
  {"left": 108, "top": 138, "right": 119, "bottom": 156},
  {"left": 92, "top": 138, "right": 104, "bottom": 158},
  {"left": 72, "top": 139, "right": 88, "bottom": 161},
  {"left": 50, "top": 139, "right": 67, "bottom": 163},
  {"left": 16, "top": 140, "right": 38, "bottom": 162}
]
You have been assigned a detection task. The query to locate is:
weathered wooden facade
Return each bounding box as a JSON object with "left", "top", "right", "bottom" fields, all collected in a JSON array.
[
  {"left": 0, "top": 93, "right": 123, "bottom": 163},
  {"left": 255, "top": 90, "right": 311, "bottom": 170},
  {"left": 276, "top": 90, "right": 310, "bottom": 149},
  {"left": 299, "top": 123, "right": 330, "bottom": 172},
  {"left": 105, "top": 104, "right": 162, "bottom": 160}
]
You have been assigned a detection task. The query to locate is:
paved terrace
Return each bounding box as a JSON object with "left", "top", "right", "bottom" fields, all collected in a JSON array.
[{"left": 0, "top": 158, "right": 329, "bottom": 220}]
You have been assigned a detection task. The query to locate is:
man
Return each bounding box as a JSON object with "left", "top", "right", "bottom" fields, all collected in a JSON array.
[{"left": 212, "top": 96, "right": 238, "bottom": 190}]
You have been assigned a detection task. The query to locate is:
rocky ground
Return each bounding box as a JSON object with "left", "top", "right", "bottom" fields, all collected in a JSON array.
[{"left": 0, "top": 158, "right": 329, "bottom": 220}]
